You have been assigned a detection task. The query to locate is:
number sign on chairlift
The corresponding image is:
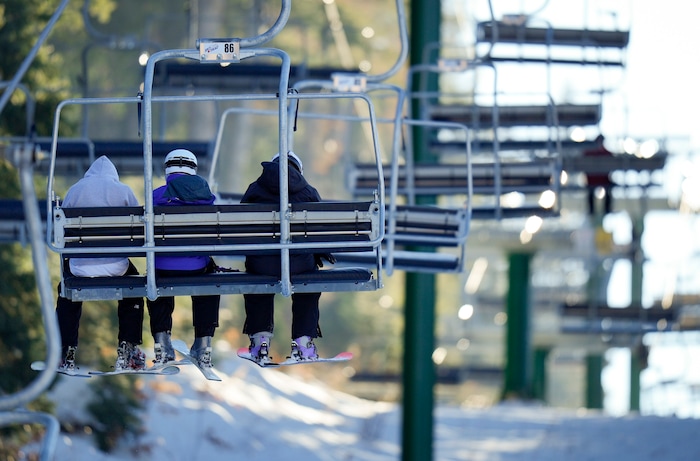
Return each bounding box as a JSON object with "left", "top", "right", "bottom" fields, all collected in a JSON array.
[
  {"left": 198, "top": 38, "right": 240, "bottom": 63},
  {"left": 332, "top": 73, "right": 367, "bottom": 92}
]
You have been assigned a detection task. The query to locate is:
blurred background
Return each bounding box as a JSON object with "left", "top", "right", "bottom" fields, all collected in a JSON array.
[{"left": 2, "top": 0, "right": 700, "bottom": 456}]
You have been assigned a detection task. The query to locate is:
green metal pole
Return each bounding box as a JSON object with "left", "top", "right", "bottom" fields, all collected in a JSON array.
[
  {"left": 502, "top": 252, "right": 532, "bottom": 399},
  {"left": 631, "top": 216, "right": 644, "bottom": 306},
  {"left": 532, "top": 347, "right": 550, "bottom": 402},
  {"left": 586, "top": 354, "right": 604, "bottom": 409},
  {"left": 402, "top": 272, "right": 436, "bottom": 461},
  {"left": 402, "top": 1, "right": 440, "bottom": 461},
  {"left": 629, "top": 213, "right": 645, "bottom": 413},
  {"left": 629, "top": 349, "right": 642, "bottom": 412}
]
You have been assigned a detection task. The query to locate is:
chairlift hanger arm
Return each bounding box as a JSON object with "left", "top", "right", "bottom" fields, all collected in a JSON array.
[{"left": 141, "top": 45, "right": 292, "bottom": 296}]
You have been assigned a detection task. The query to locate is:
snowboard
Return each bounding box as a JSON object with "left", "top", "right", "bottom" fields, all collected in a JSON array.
[
  {"left": 237, "top": 348, "right": 352, "bottom": 368},
  {"left": 171, "top": 339, "right": 222, "bottom": 381},
  {"left": 31, "top": 361, "right": 91, "bottom": 378},
  {"left": 278, "top": 351, "right": 353, "bottom": 367}
]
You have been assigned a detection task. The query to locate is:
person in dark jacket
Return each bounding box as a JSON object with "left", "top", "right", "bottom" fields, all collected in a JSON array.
[
  {"left": 147, "top": 149, "right": 220, "bottom": 369},
  {"left": 241, "top": 152, "right": 335, "bottom": 365},
  {"left": 584, "top": 134, "right": 615, "bottom": 216}
]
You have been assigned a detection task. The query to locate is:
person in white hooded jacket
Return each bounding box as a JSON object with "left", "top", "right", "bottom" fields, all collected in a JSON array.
[{"left": 56, "top": 155, "right": 146, "bottom": 372}]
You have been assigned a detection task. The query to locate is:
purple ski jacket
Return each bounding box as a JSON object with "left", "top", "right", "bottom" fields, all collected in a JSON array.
[{"left": 153, "top": 173, "right": 215, "bottom": 271}]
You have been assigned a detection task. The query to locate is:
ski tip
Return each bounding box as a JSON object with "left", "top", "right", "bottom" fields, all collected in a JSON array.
[
  {"left": 335, "top": 352, "right": 353, "bottom": 360},
  {"left": 32, "top": 361, "right": 92, "bottom": 377},
  {"left": 160, "top": 366, "right": 180, "bottom": 375},
  {"left": 170, "top": 339, "right": 190, "bottom": 356}
]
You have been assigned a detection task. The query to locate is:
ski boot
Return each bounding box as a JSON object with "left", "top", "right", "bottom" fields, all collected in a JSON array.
[
  {"left": 59, "top": 346, "right": 77, "bottom": 371},
  {"left": 248, "top": 332, "right": 273, "bottom": 365},
  {"left": 190, "top": 336, "right": 213, "bottom": 368},
  {"left": 115, "top": 341, "right": 146, "bottom": 371},
  {"left": 290, "top": 336, "right": 319, "bottom": 361},
  {"left": 153, "top": 330, "right": 175, "bottom": 366}
]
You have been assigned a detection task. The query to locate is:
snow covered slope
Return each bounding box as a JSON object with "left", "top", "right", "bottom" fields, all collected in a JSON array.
[{"left": 27, "top": 352, "right": 700, "bottom": 461}]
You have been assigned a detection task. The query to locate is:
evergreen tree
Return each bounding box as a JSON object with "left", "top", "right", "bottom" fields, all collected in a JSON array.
[
  {"left": 0, "top": 1, "right": 146, "bottom": 456},
  {"left": 86, "top": 376, "right": 146, "bottom": 452},
  {"left": 0, "top": 0, "right": 69, "bottom": 136},
  {"left": 0, "top": 159, "right": 55, "bottom": 460}
]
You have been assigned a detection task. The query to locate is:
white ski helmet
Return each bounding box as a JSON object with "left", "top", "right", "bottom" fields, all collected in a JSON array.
[
  {"left": 164, "top": 149, "right": 198, "bottom": 176},
  {"left": 271, "top": 151, "right": 303, "bottom": 174}
]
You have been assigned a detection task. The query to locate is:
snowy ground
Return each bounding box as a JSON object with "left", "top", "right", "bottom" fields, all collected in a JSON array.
[{"left": 25, "top": 351, "right": 700, "bottom": 461}]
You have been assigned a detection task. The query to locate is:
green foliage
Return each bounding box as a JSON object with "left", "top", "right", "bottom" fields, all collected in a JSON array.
[
  {"left": 0, "top": 241, "right": 44, "bottom": 390},
  {"left": 0, "top": 0, "right": 74, "bottom": 136},
  {"left": 0, "top": 0, "right": 120, "bottom": 137},
  {"left": 0, "top": 160, "right": 43, "bottom": 387},
  {"left": 0, "top": 1, "right": 147, "bottom": 456},
  {"left": 0, "top": 157, "right": 20, "bottom": 197},
  {"left": 86, "top": 376, "right": 145, "bottom": 452},
  {"left": 0, "top": 159, "right": 56, "bottom": 459}
]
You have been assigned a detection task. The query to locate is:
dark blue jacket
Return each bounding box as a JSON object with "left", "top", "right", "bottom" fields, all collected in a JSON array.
[{"left": 241, "top": 161, "right": 321, "bottom": 276}]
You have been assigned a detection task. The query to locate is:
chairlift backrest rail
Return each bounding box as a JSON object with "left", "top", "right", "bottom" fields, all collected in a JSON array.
[
  {"left": 52, "top": 200, "right": 383, "bottom": 301},
  {"left": 350, "top": 160, "right": 556, "bottom": 196},
  {"left": 477, "top": 21, "right": 630, "bottom": 48},
  {"left": 428, "top": 103, "right": 601, "bottom": 128}
]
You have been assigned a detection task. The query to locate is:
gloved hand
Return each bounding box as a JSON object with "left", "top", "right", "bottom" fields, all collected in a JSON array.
[{"left": 314, "top": 253, "right": 337, "bottom": 268}]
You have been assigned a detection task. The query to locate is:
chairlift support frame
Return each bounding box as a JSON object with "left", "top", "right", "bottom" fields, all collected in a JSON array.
[
  {"left": 284, "top": 0, "right": 475, "bottom": 275},
  {"left": 289, "top": 74, "right": 473, "bottom": 274},
  {"left": 407, "top": 55, "right": 562, "bottom": 220}
]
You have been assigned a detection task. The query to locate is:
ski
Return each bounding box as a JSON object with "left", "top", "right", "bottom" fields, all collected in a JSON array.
[
  {"left": 88, "top": 365, "right": 180, "bottom": 377},
  {"left": 236, "top": 347, "right": 280, "bottom": 368},
  {"left": 278, "top": 351, "right": 353, "bottom": 367},
  {"left": 171, "top": 339, "right": 222, "bottom": 381},
  {"left": 30, "top": 361, "right": 91, "bottom": 378}
]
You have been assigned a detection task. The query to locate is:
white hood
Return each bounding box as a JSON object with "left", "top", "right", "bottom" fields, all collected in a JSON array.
[
  {"left": 62, "top": 155, "right": 138, "bottom": 208},
  {"left": 62, "top": 155, "right": 139, "bottom": 277}
]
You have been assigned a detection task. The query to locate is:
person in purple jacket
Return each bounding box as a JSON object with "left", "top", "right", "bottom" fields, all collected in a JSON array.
[
  {"left": 241, "top": 152, "right": 335, "bottom": 365},
  {"left": 147, "top": 149, "right": 220, "bottom": 369}
]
